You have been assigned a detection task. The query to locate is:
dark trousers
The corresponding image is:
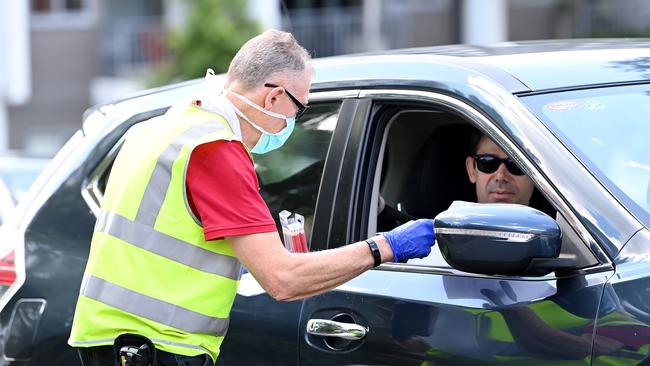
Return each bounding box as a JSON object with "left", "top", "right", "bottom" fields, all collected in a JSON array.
[{"left": 77, "top": 346, "right": 214, "bottom": 366}]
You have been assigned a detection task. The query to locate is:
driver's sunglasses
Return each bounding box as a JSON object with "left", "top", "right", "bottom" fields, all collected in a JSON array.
[
  {"left": 264, "top": 83, "right": 308, "bottom": 119},
  {"left": 473, "top": 154, "right": 525, "bottom": 176}
]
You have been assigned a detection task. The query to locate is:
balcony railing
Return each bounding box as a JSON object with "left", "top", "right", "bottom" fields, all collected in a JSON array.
[
  {"left": 285, "top": 6, "right": 417, "bottom": 58},
  {"left": 100, "top": 16, "right": 169, "bottom": 77},
  {"left": 283, "top": 3, "right": 451, "bottom": 58},
  {"left": 97, "top": 1, "right": 650, "bottom": 77},
  {"left": 590, "top": 0, "right": 650, "bottom": 36}
]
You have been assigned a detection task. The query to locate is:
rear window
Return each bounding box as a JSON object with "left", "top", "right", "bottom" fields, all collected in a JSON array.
[{"left": 255, "top": 102, "right": 342, "bottom": 242}]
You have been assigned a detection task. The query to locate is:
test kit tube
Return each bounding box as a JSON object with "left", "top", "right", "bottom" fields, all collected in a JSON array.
[{"left": 279, "top": 210, "right": 308, "bottom": 253}]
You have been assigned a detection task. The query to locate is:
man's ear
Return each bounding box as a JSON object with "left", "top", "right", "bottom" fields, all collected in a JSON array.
[
  {"left": 263, "top": 86, "right": 284, "bottom": 109},
  {"left": 466, "top": 156, "right": 477, "bottom": 184}
]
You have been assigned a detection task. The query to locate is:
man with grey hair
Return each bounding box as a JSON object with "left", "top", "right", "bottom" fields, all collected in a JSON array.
[{"left": 69, "top": 30, "right": 435, "bottom": 366}]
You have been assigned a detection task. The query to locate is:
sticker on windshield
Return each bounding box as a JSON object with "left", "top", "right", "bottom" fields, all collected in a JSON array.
[
  {"left": 545, "top": 101, "right": 579, "bottom": 111},
  {"left": 585, "top": 101, "right": 606, "bottom": 110}
]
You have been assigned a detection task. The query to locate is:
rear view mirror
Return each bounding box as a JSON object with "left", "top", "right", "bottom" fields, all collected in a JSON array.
[{"left": 434, "top": 201, "right": 575, "bottom": 276}]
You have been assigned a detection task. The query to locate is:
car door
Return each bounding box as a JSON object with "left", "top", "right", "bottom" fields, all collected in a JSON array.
[
  {"left": 217, "top": 91, "right": 365, "bottom": 365},
  {"left": 81, "top": 89, "right": 363, "bottom": 366},
  {"left": 298, "top": 90, "right": 616, "bottom": 365}
]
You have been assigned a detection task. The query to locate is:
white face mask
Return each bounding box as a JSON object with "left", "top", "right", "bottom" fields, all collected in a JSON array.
[{"left": 224, "top": 89, "right": 296, "bottom": 154}]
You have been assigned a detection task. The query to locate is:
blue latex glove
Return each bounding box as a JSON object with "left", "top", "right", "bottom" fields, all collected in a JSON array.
[{"left": 383, "top": 219, "right": 435, "bottom": 263}]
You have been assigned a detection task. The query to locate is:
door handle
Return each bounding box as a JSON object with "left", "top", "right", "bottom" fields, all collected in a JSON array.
[{"left": 306, "top": 319, "right": 367, "bottom": 340}]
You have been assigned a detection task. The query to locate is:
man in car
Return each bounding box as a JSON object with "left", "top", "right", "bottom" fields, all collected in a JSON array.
[
  {"left": 68, "top": 29, "right": 435, "bottom": 366},
  {"left": 465, "top": 129, "right": 534, "bottom": 205}
]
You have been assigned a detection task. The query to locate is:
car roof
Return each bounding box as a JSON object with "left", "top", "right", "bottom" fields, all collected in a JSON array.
[
  {"left": 311, "top": 39, "right": 650, "bottom": 94},
  {"left": 84, "top": 38, "right": 650, "bottom": 134}
]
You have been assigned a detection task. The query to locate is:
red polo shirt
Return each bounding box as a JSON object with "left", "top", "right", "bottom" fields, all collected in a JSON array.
[{"left": 186, "top": 140, "right": 277, "bottom": 241}]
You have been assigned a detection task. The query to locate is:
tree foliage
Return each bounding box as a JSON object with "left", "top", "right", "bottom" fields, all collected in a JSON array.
[{"left": 150, "top": 0, "right": 261, "bottom": 86}]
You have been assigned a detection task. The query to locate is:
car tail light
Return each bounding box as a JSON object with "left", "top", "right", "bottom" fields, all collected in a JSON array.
[{"left": 0, "top": 249, "right": 16, "bottom": 286}]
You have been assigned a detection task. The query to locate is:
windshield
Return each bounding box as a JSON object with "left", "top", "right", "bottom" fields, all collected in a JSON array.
[{"left": 522, "top": 84, "right": 650, "bottom": 226}]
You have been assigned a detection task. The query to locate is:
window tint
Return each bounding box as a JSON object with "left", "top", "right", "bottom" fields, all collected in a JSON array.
[{"left": 256, "top": 102, "right": 341, "bottom": 243}]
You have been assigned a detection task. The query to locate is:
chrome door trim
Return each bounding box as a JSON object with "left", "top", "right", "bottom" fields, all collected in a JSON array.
[
  {"left": 81, "top": 137, "right": 125, "bottom": 217},
  {"left": 376, "top": 262, "right": 615, "bottom": 279}
]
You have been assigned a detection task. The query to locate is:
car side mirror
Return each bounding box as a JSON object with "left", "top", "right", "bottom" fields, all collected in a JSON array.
[{"left": 434, "top": 201, "right": 576, "bottom": 276}]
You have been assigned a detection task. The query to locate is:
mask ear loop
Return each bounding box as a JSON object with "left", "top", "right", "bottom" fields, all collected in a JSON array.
[
  {"left": 224, "top": 89, "right": 289, "bottom": 120},
  {"left": 223, "top": 93, "right": 288, "bottom": 137}
]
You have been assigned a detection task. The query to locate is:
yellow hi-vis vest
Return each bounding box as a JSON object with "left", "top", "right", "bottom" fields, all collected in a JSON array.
[{"left": 68, "top": 104, "right": 247, "bottom": 362}]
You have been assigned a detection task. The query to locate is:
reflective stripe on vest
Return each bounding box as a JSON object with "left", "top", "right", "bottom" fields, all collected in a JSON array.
[
  {"left": 94, "top": 211, "right": 241, "bottom": 280},
  {"left": 81, "top": 274, "right": 229, "bottom": 335},
  {"left": 82, "top": 118, "right": 241, "bottom": 335},
  {"left": 134, "top": 122, "right": 226, "bottom": 227}
]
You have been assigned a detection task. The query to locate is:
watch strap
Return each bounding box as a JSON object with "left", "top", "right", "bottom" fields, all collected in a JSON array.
[{"left": 365, "top": 238, "right": 382, "bottom": 267}]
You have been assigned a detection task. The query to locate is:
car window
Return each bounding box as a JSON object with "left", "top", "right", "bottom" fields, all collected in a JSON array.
[
  {"left": 256, "top": 102, "right": 341, "bottom": 244},
  {"left": 372, "top": 109, "right": 473, "bottom": 268},
  {"left": 371, "top": 107, "right": 564, "bottom": 269},
  {"left": 94, "top": 102, "right": 341, "bottom": 248}
]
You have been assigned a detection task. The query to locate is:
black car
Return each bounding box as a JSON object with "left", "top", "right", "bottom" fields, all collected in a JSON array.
[{"left": 0, "top": 39, "right": 649, "bottom": 365}]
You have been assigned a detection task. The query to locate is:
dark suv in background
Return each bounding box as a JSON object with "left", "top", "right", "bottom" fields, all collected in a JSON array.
[{"left": 1, "top": 40, "right": 650, "bottom": 365}]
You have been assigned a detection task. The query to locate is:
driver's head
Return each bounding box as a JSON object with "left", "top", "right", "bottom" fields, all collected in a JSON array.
[{"left": 465, "top": 133, "right": 534, "bottom": 205}]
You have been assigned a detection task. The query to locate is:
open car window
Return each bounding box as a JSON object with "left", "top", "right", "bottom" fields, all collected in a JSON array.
[
  {"left": 372, "top": 109, "right": 475, "bottom": 268},
  {"left": 368, "top": 106, "right": 598, "bottom": 271}
]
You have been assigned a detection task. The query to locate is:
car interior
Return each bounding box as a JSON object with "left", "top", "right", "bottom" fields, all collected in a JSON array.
[
  {"left": 377, "top": 110, "right": 476, "bottom": 230},
  {"left": 367, "top": 107, "right": 597, "bottom": 269}
]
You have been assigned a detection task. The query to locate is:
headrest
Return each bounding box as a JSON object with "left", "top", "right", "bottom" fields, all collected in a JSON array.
[{"left": 404, "top": 123, "right": 475, "bottom": 218}]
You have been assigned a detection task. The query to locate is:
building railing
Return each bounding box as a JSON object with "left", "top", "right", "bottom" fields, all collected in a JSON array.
[
  {"left": 284, "top": 7, "right": 365, "bottom": 58},
  {"left": 284, "top": 6, "right": 422, "bottom": 58},
  {"left": 590, "top": 0, "right": 650, "bottom": 36},
  {"left": 100, "top": 16, "right": 169, "bottom": 77},
  {"left": 98, "top": 2, "right": 650, "bottom": 76},
  {"left": 286, "top": 1, "right": 650, "bottom": 58}
]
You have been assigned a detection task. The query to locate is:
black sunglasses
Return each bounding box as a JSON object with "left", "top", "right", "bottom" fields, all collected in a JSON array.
[
  {"left": 264, "top": 83, "right": 308, "bottom": 119},
  {"left": 473, "top": 154, "right": 525, "bottom": 176}
]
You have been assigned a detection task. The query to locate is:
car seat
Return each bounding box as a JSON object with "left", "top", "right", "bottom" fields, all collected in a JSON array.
[{"left": 403, "top": 123, "right": 476, "bottom": 219}]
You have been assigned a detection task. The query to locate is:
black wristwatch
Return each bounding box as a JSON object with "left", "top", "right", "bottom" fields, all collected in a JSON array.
[{"left": 365, "top": 238, "right": 382, "bottom": 267}]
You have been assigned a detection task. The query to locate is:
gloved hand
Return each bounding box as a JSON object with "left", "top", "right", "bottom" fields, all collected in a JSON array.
[{"left": 383, "top": 219, "right": 435, "bottom": 262}]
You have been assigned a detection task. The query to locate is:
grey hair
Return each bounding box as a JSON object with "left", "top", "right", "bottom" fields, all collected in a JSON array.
[{"left": 226, "top": 29, "right": 311, "bottom": 91}]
